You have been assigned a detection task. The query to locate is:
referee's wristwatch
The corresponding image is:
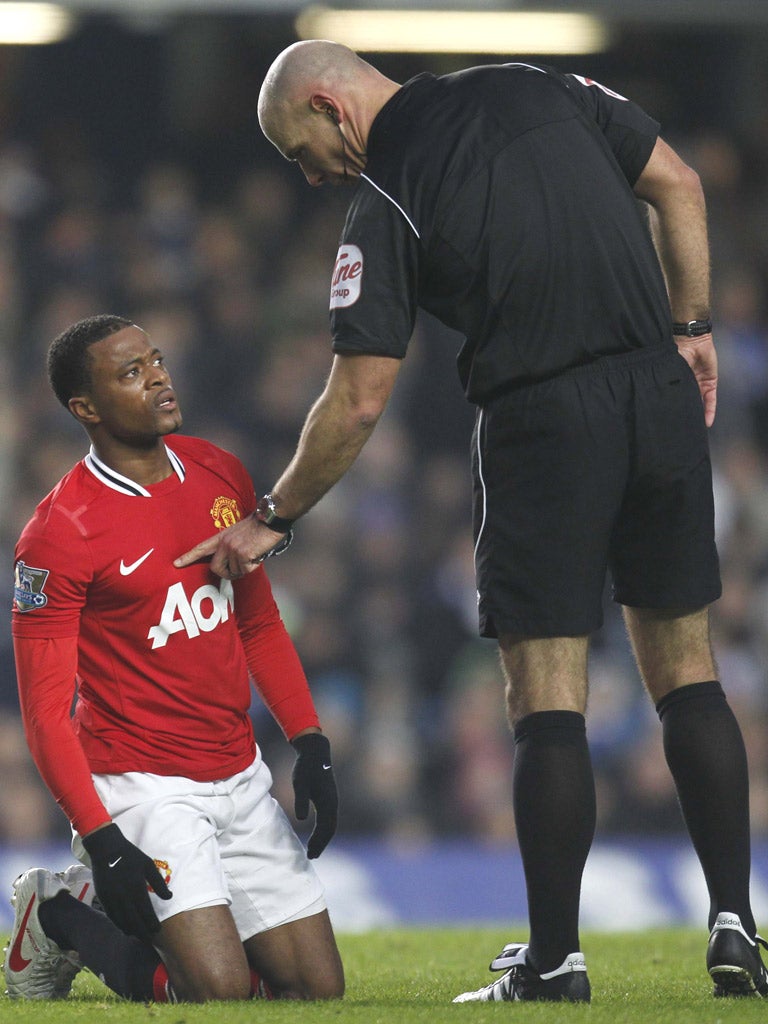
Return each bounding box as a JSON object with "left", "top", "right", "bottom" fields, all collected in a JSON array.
[
  {"left": 255, "top": 493, "right": 294, "bottom": 534},
  {"left": 672, "top": 318, "right": 712, "bottom": 338}
]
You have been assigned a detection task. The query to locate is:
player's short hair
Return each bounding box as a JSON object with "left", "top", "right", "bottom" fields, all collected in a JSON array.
[{"left": 47, "top": 314, "right": 135, "bottom": 408}]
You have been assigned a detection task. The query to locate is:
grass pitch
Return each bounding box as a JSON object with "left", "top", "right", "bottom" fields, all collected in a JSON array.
[{"left": 3, "top": 926, "right": 768, "bottom": 1023}]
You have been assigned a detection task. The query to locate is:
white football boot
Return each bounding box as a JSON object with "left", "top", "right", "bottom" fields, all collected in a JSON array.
[{"left": 3, "top": 868, "right": 76, "bottom": 999}]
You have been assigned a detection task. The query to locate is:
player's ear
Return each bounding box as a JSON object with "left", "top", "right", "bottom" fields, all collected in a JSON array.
[{"left": 68, "top": 394, "right": 100, "bottom": 426}]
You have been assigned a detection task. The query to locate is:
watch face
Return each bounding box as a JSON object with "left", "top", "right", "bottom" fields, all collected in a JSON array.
[
  {"left": 255, "top": 495, "right": 293, "bottom": 533},
  {"left": 256, "top": 496, "right": 274, "bottom": 522}
]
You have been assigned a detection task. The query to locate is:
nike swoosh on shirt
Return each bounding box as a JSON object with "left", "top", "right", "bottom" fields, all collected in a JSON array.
[
  {"left": 119, "top": 549, "right": 154, "bottom": 576},
  {"left": 7, "top": 894, "right": 36, "bottom": 971}
]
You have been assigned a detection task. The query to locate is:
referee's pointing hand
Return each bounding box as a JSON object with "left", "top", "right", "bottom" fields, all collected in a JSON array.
[{"left": 174, "top": 515, "right": 285, "bottom": 578}]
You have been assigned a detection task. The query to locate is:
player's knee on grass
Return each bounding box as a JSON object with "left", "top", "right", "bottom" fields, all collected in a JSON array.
[
  {"left": 300, "top": 968, "right": 345, "bottom": 1000},
  {"left": 169, "top": 959, "right": 252, "bottom": 1002},
  {"left": 262, "top": 953, "right": 345, "bottom": 1000},
  {"left": 268, "top": 977, "right": 345, "bottom": 1000}
]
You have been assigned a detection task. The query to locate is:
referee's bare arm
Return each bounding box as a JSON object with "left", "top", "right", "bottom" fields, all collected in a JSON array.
[
  {"left": 175, "top": 352, "right": 401, "bottom": 577},
  {"left": 634, "top": 136, "right": 717, "bottom": 426}
]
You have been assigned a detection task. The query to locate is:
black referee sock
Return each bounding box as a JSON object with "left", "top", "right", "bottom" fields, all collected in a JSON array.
[
  {"left": 512, "top": 710, "right": 595, "bottom": 975},
  {"left": 39, "top": 893, "right": 163, "bottom": 1001},
  {"left": 656, "top": 680, "right": 755, "bottom": 935}
]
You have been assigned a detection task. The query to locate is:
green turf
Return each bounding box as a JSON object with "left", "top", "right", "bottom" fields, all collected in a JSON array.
[{"left": 3, "top": 927, "right": 768, "bottom": 1022}]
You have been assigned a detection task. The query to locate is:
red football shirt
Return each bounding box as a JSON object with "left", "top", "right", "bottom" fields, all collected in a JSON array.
[{"left": 13, "top": 436, "right": 318, "bottom": 834}]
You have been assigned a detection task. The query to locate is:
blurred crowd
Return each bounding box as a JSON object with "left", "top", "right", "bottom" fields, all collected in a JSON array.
[{"left": 2, "top": 24, "right": 768, "bottom": 852}]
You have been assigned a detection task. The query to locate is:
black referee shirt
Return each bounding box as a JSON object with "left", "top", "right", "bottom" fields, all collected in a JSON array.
[{"left": 330, "top": 62, "right": 673, "bottom": 404}]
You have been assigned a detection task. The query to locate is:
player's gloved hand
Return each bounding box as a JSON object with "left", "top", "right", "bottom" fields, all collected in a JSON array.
[
  {"left": 291, "top": 732, "right": 338, "bottom": 858},
  {"left": 82, "top": 823, "right": 172, "bottom": 944}
]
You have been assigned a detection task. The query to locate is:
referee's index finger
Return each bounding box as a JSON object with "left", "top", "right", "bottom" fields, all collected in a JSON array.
[{"left": 173, "top": 533, "right": 219, "bottom": 567}]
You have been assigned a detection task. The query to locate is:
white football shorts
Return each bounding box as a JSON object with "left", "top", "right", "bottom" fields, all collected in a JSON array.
[{"left": 72, "top": 751, "right": 326, "bottom": 939}]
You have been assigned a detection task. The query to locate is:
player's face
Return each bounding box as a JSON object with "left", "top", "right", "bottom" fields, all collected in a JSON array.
[{"left": 84, "top": 326, "right": 182, "bottom": 442}]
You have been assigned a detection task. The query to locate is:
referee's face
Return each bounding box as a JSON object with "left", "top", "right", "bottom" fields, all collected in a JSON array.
[
  {"left": 76, "top": 326, "right": 183, "bottom": 443},
  {"left": 282, "top": 118, "right": 355, "bottom": 186}
]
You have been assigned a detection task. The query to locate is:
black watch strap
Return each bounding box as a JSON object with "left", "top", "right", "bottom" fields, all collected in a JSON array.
[
  {"left": 672, "top": 318, "right": 712, "bottom": 338},
  {"left": 255, "top": 493, "right": 294, "bottom": 534}
]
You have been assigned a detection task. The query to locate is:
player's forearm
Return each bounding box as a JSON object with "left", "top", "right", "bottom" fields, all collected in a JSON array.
[
  {"left": 239, "top": 611, "right": 320, "bottom": 738},
  {"left": 13, "top": 635, "right": 111, "bottom": 835}
]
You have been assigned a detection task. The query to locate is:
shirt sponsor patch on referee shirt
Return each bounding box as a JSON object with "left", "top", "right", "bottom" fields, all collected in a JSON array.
[{"left": 330, "top": 244, "right": 363, "bottom": 309}]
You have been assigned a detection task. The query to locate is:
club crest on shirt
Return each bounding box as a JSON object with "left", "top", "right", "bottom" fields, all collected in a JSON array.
[
  {"left": 13, "top": 560, "right": 50, "bottom": 612},
  {"left": 210, "top": 496, "right": 242, "bottom": 530},
  {"left": 330, "top": 243, "right": 363, "bottom": 309}
]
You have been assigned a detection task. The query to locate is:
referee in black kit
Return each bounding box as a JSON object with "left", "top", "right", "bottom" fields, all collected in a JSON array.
[{"left": 177, "top": 40, "right": 767, "bottom": 1003}]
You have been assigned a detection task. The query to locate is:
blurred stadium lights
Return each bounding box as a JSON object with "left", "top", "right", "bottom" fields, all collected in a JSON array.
[
  {"left": 295, "top": 7, "right": 610, "bottom": 54},
  {"left": 12, "top": 0, "right": 768, "bottom": 31},
  {"left": 19, "top": 0, "right": 768, "bottom": 16},
  {"left": 0, "top": 2, "right": 74, "bottom": 43}
]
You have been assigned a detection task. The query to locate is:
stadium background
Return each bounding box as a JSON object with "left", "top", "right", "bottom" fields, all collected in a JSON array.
[{"left": 2, "top": 0, "right": 768, "bottom": 929}]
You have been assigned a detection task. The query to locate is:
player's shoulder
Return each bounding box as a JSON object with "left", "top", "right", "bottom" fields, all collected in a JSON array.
[
  {"left": 29, "top": 460, "right": 96, "bottom": 521},
  {"left": 167, "top": 434, "right": 250, "bottom": 489},
  {"left": 19, "top": 460, "right": 96, "bottom": 547}
]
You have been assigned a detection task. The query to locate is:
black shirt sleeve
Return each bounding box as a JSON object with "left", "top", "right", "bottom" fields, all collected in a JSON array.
[
  {"left": 563, "top": 73, "right": 660, "bottom": 186},
  {"left": 330, "top": 178, "right": 420, "bottom": 359}
]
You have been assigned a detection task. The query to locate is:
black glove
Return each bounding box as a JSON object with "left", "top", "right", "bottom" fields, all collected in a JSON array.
[
  {"left": 291, "top": 733, "right": 338, "bottom": 859},
  {"left": 82, "top": 823, "right": 172, "bottom": 944}
]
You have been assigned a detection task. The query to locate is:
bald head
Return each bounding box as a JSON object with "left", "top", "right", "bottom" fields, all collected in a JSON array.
[
  {"left": 258, "top": 39, "right": 399, "bottom": 159},
  {"left": 259, "top": 41, "right": 363, "bottom": 140}
]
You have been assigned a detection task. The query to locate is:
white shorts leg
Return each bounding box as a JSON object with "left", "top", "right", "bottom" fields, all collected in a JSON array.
[{"left": 73, "top": 752, "right": 326, "bottom": 939}]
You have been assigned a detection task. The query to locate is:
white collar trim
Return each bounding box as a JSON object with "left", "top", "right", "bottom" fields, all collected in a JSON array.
[{"left": 84, "top": 445, "right": 186, "bottom": 496}]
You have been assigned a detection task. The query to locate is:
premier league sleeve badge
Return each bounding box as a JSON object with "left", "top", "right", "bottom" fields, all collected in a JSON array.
[{"left": 14, "top": 560, "right": 50, "bottom": 612}]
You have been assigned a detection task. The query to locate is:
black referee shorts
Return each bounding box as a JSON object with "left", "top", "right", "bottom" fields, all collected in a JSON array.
[{"left": 472, "top": 346, "right": 721, "bottom": 639}]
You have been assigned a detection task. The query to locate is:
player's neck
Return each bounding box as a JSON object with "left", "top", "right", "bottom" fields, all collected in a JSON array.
[{"left": 91, "top": 438, "right": 174, "bottom": 487}]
